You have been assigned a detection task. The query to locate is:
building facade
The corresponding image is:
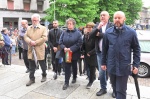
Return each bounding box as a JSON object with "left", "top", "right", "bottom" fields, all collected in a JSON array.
[{"left": 0, "top": 0, "right": 49, "bottom": 30}]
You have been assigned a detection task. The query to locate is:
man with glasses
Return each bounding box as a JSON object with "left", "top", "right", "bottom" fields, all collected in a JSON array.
[{"left": 24, "top": 13, "right": 47, "bottom": 86}]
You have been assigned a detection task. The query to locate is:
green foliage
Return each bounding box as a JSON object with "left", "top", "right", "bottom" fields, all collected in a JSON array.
[
  {"left": 45, "top": 0, "right": 142, "bottom": 26},
  {"left": 45, "top": 0, "right": 99, "bottom": 27},
  {"left": 95, "top": 0, "right": 143, "bottom": 24}
]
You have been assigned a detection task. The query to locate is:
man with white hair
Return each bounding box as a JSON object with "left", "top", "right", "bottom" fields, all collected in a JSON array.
[
  {"left": 24, "top": 13, "right": 47, "bottom": 86},
  {"left": 19, "top": 20, "right": 29, "bottom": 73}
]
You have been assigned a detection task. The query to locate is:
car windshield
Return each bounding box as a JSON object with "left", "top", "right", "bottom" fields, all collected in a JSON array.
[{"left": 139, "top": 40, "right": 150, "bottom": 53}]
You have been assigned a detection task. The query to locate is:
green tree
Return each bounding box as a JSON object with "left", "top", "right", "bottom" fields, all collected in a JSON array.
[
  {"left": 45, "top": 0, "right": 142, "bottom": 26},
  {"left": 94, "top": 0, "right": 142, "bottom": 25},
  {"left": 45, "top": 0, "right": 99, "bottom": 27}
]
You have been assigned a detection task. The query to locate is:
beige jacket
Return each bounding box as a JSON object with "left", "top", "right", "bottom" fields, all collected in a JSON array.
[{"left": 24, "top": 24, "right": 47, "bottom": 60}]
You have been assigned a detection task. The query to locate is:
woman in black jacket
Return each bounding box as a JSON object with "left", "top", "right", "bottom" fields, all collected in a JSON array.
[
  {"left": 59, "top": 18, "right": 83, "bottom": 90},
  {"left": 82, "top": 22, "right": 98, "bottom": 89}
]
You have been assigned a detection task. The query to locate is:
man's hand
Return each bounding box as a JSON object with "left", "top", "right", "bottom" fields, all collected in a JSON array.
[
  {"left": 132, "top": 67, "right": 138, "bottom": 74},
  {"left": 53, "top": 47, "right": 58, "bottom": 52},
  {"left": 30, "top": 41, "right": 36, "bottom": 46},
  {"left": 87, "top": 53, "right": 90, "bottom": 57},
  {"left": 97, "top": 22, "right": 104, "bottom": 29},
  {"left": 80, "top": 55, "right": 84, "bottom": 58},
  {"left": 101, "top": 65, "right": 107, "bottom": 70}
]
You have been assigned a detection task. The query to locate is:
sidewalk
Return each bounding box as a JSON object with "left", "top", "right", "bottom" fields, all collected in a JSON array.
[{"left": 0, "top": 64, "right": 150, "bottom": 99}]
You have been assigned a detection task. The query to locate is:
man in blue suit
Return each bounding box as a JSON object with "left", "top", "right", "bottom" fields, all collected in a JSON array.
[{"left": 101, "top": 11, "right": 140, "bottom": 99}]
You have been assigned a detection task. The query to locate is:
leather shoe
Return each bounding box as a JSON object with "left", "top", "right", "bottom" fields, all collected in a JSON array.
[
  {"left": 62, "top": 84, "right": 69, "bottom": 90},
  {"left": 53, "top": 73, "right": 57, "bottom": 80},
  {"left": 86, "top": 82, "right": 93, "bottom": 89},
  {"left": 96, "top": 89, "right": 107, "bottom": 96},
  {"left": 112, "top": 91, "right": 116, "bottom": 98},
  {"left": 72, "top": 79, "right": 76, "bottom": 83},
  {"left": 25, "top": 69, "right": 30, "bottom": 73},
  {"left": 26, "top": 80, "right": 35, "bottom": 86},
  {"left": 41, "top": 77, "right": 46, "bottom": 82}
]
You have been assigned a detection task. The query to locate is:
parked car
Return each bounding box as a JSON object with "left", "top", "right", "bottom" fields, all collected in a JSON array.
[
  {"left": 138, "top": 40, "right": 150, "bottom": 77},
  {"left": 135, "top": 31, "right": 150, "bottom": 77}
]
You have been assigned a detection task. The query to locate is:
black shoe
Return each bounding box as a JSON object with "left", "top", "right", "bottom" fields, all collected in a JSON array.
[
  {"left": 72, "top": 78, "right": 76, "bottom": 83},
  {"left": 62, "top": 72, "right": 65, "bottom": 75},
  {"left": 53, "top": 73, "right": 57, "bottom": 80},
  {"left": 26, "top": 69, "right": 30, "bottom": 73},
  {"left": 41, "top": 77, "right": 47, "bottom": 82},
  {"left": 96, "top": 89, "right": 107, "bottom": 96},
  {"left": 62, "top": 84, "right": 69, "bottom": 90},
  {"left": 86, "top": 82, "right": 93, "bottom": 89},
  {"left": 26, "top": 80, "right": 35, "bottom": 86},
  {"left": 112, "top": 91, "right": 116, "bottom": 98}
]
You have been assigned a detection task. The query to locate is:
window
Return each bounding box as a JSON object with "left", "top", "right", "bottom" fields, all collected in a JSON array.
[{"left": 7, "top": 0, "right": 14, "bottom": 10}]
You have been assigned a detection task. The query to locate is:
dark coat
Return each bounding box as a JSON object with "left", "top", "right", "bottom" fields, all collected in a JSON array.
[
  {"left": 48, "top": 28, "right": 63, "bottom": 49},
  {"left": 90, "top": 21, "right": 113, "bottom": 52},
  {"left": 102, "top": 24, "right": 141, "bottom": 76},
  {"left": 59, "top": 28, "right": 83, "bottom": 60},
  {"left": 82, "top": 31, "right": 97, "bottom": 67}
]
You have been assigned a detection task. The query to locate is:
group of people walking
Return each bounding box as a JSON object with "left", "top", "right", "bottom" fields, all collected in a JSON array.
[{"left": 0, "top": 10, "right": 140, "bottom": 99}]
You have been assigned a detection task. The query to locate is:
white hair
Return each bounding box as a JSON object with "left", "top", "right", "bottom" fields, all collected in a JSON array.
[{"left": 31, "top": 13, "right": 41, "bottom": 21}]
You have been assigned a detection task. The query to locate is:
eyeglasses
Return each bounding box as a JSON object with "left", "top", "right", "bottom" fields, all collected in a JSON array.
[
  {"left": 32, "top": 20, "right": 39, "bottom": 22},
  {"left": 86, "top": 27, "right": 92, "bottom": 28}
]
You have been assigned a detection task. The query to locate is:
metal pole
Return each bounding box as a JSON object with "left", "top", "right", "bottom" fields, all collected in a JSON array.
[{"left": 54, "top": 0, "right": 56, "bottom": 20}]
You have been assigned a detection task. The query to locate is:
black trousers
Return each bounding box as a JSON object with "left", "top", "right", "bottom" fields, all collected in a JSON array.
[
  {"left": 23, "top": 49, "right": 29, "bottom": 69},
  {"left": 28, "top": 59, "right": 47, "bottom": 80},
  {"left": 64, "top": 60, "right": 77, "bottom": 84},
  {"left": 18, "top": 48, "right": 23, "bottom": 59},
  {"left": 51, "top": 50, "right": 56, "bottom": 71},
  {"left": 2, "top": 50, "right": 8, "bottom": 64},
  {"left": 51, "top": 50, "right": 61, "bottom": 73},
  {"left": 110, "top": 74, "right": 129, "bottom": 99},
  {"left": 87, "top": 65, "right": 96, "bottom": 83},
  {"left": 77, "top": 58, "right": 83, "bottom": 75}
]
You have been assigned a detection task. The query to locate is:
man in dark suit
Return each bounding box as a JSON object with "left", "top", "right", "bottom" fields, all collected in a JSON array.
[
  {"left": 90, "top": 11, "right": 114, "bottom": 97},
  {"left": 48, "top": 20, "right": 63, "bottom": 79}
]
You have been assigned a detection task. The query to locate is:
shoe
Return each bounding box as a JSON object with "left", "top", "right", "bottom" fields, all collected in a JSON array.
[
  {"left": 86, "top": 83, "right": 93, "bottom": 89},
  {"left": 80, "top": 74, "right": 84, "bottom": 76},
  {"left": 96, "top": 89, "right": 107, "bottom": 96},
  {"left": 62, "top": 84, "right": 69, "bottom": 90},
  {"left": 62, "top": 72, "right": 65, "bottom": 75},
  {"left": 26, "top": 69, "right": 30, "bottom": 73},
  {"left": 41, "top": 77, "right": 47, "bottom": 82},
  {"left": 53, "top": 73, "right": 57, "bottom": 80},
  {"left": 72, "top": 78, "right": 76, "bottom": 83},
  {"left": 112, "top": 91, "right": 116, "bottom": 98},
  {"left": 26, "top": 80, "right": 35, "bottom": 86}
]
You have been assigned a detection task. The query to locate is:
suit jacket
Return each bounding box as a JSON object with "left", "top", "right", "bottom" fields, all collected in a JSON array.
[
  {"left": 48, "top": 28, "right": 63, "bottom": 49},
  {"left": 24, "top": 24, "right": 47, "bottom": 60},
  {"left": 90, "top": 21, "right": 113, "bottom": 52}
]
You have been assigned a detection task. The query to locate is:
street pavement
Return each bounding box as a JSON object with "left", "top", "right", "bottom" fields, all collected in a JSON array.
[{"left": 0, "top": 53, "right": 150, "bottom": 99}]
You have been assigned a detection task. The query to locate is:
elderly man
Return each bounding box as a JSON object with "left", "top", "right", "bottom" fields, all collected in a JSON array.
[
  {"left": 19, "top": 20, "right": 30, "bottom": 73},
  {"left": 101, "top": 11, "right": 140, "bottom": 99},
  {"left": 90, "top": 11, "right": 114, "bottom": 97},
  {"left": 24, "top": 14, "right": 47, "bottom": 86}
]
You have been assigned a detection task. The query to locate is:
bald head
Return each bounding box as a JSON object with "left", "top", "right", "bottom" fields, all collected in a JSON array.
[
  {"left": 114, "top": 11, "right": 126, "bottom": 18},
  {"left": 100, "top": 11, "right": 110, "bottom": 24},
  {"left": 113, "top": 11, "right": 126, "bottom": 28}
]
